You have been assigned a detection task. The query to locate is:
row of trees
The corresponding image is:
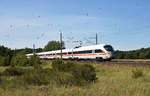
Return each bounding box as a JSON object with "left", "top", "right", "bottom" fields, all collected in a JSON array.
[
  {"left": 115, "top": 48, "right": 150, "bottom": 59},
  {"left": 1, "top": 40, "right": 150, "bottom": 66},
  {"left": 0, "top": 41, "right": 64, "bottom": 66}
]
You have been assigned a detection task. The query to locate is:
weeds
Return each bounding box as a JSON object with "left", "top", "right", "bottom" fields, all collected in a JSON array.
[
  {"left": 0, "top": 63, "right": 150, "bottom": 96},
  {"left": 132, "top": 69, "right": 144, "bottom": 79},
  {"left": 1, "top": 67, "right": 28, "bottom": 76}
]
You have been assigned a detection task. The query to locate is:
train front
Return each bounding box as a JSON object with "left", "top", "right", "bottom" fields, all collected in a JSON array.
[{"left": 103, "top": 45, "right": 114, "bottom": 61}]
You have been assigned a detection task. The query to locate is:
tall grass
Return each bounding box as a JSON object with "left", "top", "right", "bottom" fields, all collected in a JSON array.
[{"left": 0, "top": 62, "right": 150, "bottom": 96}]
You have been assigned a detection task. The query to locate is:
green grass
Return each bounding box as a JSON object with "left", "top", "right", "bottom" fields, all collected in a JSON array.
[{"left": 0, "top": 63, "right": 150, "bottom": 96}]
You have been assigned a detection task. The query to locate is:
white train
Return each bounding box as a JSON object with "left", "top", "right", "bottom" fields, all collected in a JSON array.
[{"left": 26, "top": 44, "right": 114, "bottom": 61}]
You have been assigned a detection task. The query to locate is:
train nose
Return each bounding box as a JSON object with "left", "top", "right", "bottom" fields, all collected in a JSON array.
[{"left": 105, "top": 52, "right": 112, "bottom": 58}]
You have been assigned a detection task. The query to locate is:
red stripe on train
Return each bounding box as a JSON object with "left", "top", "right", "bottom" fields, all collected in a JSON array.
[{"left": 40, "top": 53, "right": 105, "bottom": 58}]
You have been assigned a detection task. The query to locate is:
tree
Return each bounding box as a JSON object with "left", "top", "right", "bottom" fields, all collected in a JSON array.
[
  {"left": 0, "top": 56, "right": 5, "bottom": 66},
  {"left": 43, "top": 41, "right": 65, "bottom": 51},
  {"left": 0, "top": 45, "right": 12, "bottom": 57},
  {"left": 28, "top": 54, "right": 42, "bottom": 69},
  {"left": 10, "top": 52, "right": 29, "bottom": 66},
  {"left": 145, "top": 51, "right": 150, "bottom": 59},
  {"left": 139, "top": 52, "right": 146, "bottom": 59},
  {"left": 0, "top": 45, "right": 12, "bottom": 66}
]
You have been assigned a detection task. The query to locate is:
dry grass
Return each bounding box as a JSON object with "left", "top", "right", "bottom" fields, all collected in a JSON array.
[{"left": 0, "top": 63, "right": 150, "bottom": 96}]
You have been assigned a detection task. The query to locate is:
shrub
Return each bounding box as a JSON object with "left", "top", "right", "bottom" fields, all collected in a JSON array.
[
  {"left": 132, "top": 69, "right": 144, "bottom": 79},
  {"left": 1, "top": 67, "right": 28, "bottom": 76},
  {"left": 10, "top": 53, "right": 29, "bottom": 66},
  {"left": 28, "top": 55, "right": 42, "bottom": 69},
  {"left": 0, "top": 60, "right": 97, "bottom": 87},
  {"left": 0, "top": 56, "right": 5, "bottom": 66},
  {"left": 52, "top": 59, "right": 64, "bottom": 71},
  {"left": 51, "top": 59, "right": 97, "bottom": 85},
  {"left": 53, "top": 72, "right": 75, "bottom": 86},
  {"left": 71, "top": 64, "right": 97, "bottom": 82},
  {"left": 13, "top": 68, "right": 56, "bottom": 86},
  {"left": 20, "top": 70, "right": 50, "bottom": 85},
  {"left": 52, "top": 59, "right": 75, "bottom": 72}
]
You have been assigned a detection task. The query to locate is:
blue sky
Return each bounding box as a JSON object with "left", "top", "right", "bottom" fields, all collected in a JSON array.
[{"left": 0, "top": 0, "right": 150, "bottom": 50}]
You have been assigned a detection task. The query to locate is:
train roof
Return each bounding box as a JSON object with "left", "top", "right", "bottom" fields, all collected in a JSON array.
[
  {"left": 72, "top": 44, "right": 107, "bottom": 51},
  {"left": 26, "top": 44, "right": 110, "bottom": 56}
]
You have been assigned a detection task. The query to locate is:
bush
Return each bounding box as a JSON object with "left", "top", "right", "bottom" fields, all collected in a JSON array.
[
  {"left": 51, "top": 59, "right": 97, "bottom": 85},
  {"left": 10, "top": 53, "right": 29, "bottom": 66},
  {"left": 52, "top": 59, "right": 75, "bottom": 72},
  {"left": 28, "top": 55, "right": 42, "bottom": 69},
  {"left": 0, "top": 56, "right": 5, "bottom": 66},
  {"left": 19, "top": 69, "right": 51, "bottom": 85},
  {"left": 132, "top": 69, "right": 144, "bottom": 79},
  {"left": 53, "top": 72, "right": 75, "bottom": 86},
  {"left": 52, "top": 59, "right": 64, "bottom": 71},
  {"left": 1, "top": 67, "right": 28, "bottom": 76},
  {"left": 0, "top": 59, "right": 97, "bottom": 87},
  {"left": 71, "top": 64, "right": 97, "bottom": 82}
]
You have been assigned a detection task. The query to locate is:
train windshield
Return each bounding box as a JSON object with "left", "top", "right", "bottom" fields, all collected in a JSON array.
[{"left": 104, "top": 45, "right": 114, "bottom": 52}]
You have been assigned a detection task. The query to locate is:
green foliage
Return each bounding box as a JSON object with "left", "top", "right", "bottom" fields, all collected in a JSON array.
[
  {"left": 1, "top": 67, "right": 28, "bottom": 76},
  {"left": 73, "top": 64, "right": 97, "bottom": 81},
  {"left": 0, "top": 67, "right": 53, "bottom": 86},
  {"left": 0, "top": 45, "right": 12, "bottom": 57},
  {"left": 53, "top": 72, "right": 75, "bottom": 86},
  {"left": 115, "top": 47, "right": 150, "bottom": 59},
  {"left": 43, "top": 41, "right": 65, "bottom": 51},
  {"left": 28, "top": 54, "right": 42, "bottom": 69},
  {"left": 0, "top": 59, "right": 97, "bottom": 87},
  {"left": 0, "top": 56, "right": 11, "bottom": 66},
  {"left": 52, "top": 59, "right": 74, "bottom": 72},
  {"left": 10, "top": 52, "right": 29, "bottom": 66},
  {"left": 132, "top": 69, "right": 144, "bottom": 79},
  {"left": 12, "top": 48, "right": 43, "bottom": 54},
  {"left": 51, "top": 59, "right": 97, "bottom": 85},
  {"left": 0, "top": 45, "right": 12, "bottom": 66},
  {"left": 19, "top": 69, "right": 52, "bottom": 86},
  {"left": 0, "top": 56, "right": 5, "bottom": 66},
  {"left": 0, "top": 45, "right": 44, "bottom": 67},
  {"left": 10, "top": 51, "right": 42, "bottom": 67}
]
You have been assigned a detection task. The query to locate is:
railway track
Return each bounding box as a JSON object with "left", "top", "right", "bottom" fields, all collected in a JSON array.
[{"left": 68, "top": 60, "right": 150, "bottom": 67}]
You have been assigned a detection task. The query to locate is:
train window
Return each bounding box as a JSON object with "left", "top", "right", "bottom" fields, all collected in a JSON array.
[
  {"left": 68, "top": 52, "right": 72, "bottom": 54},
  {"left": 78, "top": 51, "right": 82, "bottom": 54},
  {"left": 73, "top": 51, "right": 78, "bottom": 54},
  {"left": 56, "top": 53, "right": 60, "bottom": 55},
  {"left": 104, "top": 45, "right": 114, "bottom": 52},
  {"left": 56, "top": 53, "right": 67, "bottom": 55},
  {"left": 95, "top": 49, "right": 103, "bottom": 53},
  {"left": 77, "top": 50, "right": 92, "bottom": 54},
  {"left": 87, "top": 50, "right": 92, "bottom": 53}
]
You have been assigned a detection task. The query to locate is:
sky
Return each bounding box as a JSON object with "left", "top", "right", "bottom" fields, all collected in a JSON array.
[{"left": 0, "top": 0, "right": 150, "bottom": 50}]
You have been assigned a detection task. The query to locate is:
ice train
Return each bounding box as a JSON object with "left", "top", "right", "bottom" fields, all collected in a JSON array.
[{"left": 26, "top": 44, "right": 114, "bottom": 61}]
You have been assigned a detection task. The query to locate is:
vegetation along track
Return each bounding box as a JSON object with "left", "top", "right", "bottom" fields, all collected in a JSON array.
[{"left": 67, "top": 60, "right": 150, "bottom": 67}]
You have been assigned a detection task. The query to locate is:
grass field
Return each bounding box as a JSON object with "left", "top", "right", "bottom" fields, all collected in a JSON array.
[{"left": 0, "top": 63, "right": 150, "bottom": 96}]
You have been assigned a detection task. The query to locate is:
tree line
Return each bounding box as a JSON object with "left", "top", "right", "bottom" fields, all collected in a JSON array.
[
  {"left": 0, "top": 41, "right": 150, "bottom": 66},
  {"left": 0, "top": 41, "right": 64, "bottom": 66},
  {"left": 115, "top": 48, "right": 150, "bottom": 59}
]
